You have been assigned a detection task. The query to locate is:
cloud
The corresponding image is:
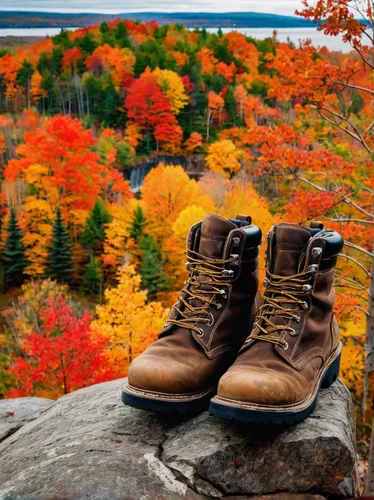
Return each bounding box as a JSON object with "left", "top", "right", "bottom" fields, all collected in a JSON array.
[{"left": 0, "top": 0, "right": 301, "bottom": 15}]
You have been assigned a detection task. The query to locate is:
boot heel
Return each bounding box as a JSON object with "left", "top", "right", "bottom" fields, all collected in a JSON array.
[{"left": 321, "top": 353, "right": 341, "bottom": 389}]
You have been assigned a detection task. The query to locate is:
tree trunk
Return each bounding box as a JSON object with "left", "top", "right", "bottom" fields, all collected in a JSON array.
[{"left": 364, "top": 239, "right": 374, "bottom": 494}]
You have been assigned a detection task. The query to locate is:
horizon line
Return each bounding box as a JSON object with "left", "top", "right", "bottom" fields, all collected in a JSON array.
[{"left": 0, "top": 9, "right": 300, "bottom": 16}]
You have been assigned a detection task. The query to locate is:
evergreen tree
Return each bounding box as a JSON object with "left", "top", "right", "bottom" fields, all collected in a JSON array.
[
  {"left": 140, "top": 235, "right": 170, "bottom": 301},
  {"left": 82, "top": 256, "right": 102, "bottom": 297},
  {"left": 81, "top": 198, "right": 111, "bottom": 255},
  {"left": 2, "top": 208, "right": 27, "bottom": 288},
  {"left": 114, "top": 21, "right": 132, "bottom": 49},
  {"left": 225, "top": 85, "right": 238, "bottom": 125},
  {"left": 129, "top": 206, "right": 147, "bottom": 243},
  {"left": 128, "top": 207, "right": 170, "bottom": 300},
  {"left": 47, "top": 207, "right": 73, "bottom": 283}
]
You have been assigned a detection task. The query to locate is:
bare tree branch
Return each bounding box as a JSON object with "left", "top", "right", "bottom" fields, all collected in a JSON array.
[
  {"left": 313, "top": 105, "right": 373, "bottom": 153},
  {"left": 335, "top": 275, "right": 371, "bottom": 293},
  {"left": 326, "top": 217, "right": 374, "bottom": 224},
  {"left": 338, "top": 253, "right": 372, "bottom": 277},
  {"left": 344, "top": 240, "right": 374, "bottom": 259},
  {"left": 296, "top": 175, "right": 374, "bottom": 219}
]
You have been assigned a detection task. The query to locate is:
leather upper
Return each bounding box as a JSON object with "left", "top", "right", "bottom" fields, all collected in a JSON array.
[{"left": 217, "top": 222, "right": 342, "bottom": 406}]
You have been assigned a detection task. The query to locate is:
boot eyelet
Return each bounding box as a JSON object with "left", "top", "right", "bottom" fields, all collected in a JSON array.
[
  {"left": 220, "top": 289, "right": 227, "bottom": 299},
  {"left": 230, "top": 254, "right": 240, "bottom": 264},
  {"left": 312, "top": 247, "right": 323, "bottom": 258},
  {"left": 302, "top": 284, "right": 312, "bottom": 292},
  {"left": 222, "top": 269, "right": 234, "bottom": 278},
  {"left": 282, "top": 341, "right": 289, "bottom": 350},
  {"left": 302, "top": 301, "right": 309, "bottom": 310},
  {"left": 216, "top": 303, "right": 222, "bottom": 310},
  {"left": 197, "top": 328, "right": 204, "bottom": 337},
  {"left": 289, "top": 328, "right": 298, "bottom": 336},
  {"left": 294, "top": 315, "right": 300, "bottom": 323},
  {"left": 207, "top": 313, "right": 214, "bottom": 327}
]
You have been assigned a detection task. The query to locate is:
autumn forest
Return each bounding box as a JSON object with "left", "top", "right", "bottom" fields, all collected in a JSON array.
[{"left": 0, "top": 0, "right": 373, "bottom": 453}]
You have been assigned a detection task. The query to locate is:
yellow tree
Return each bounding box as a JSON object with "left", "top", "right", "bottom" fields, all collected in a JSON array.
[
  {"left": 219, "top": 179, "right": 273, "bottom": 231},
  {"left": 164, "top": 205, "right": 209, "bottom": 292},
  {"left": 102, "top": 199, "right": 138, "bottom": 272},
  {"left": 206, "top": 139, "right": 242, "bottom": 178},
  {"left": 19, "top": 163, "right": 55, "bottom": 276},
  {"left": 173, "top": 205, "right": 208, "bottom": 242},
  {"left": 91, "top": 265, "right": 169, "bottom": 378},
  {"left": 153, "top": 68, "right": 188, "bottom": 115},
  {"left": 141, "top": 163, "right": 216, "bottom": 244},
  {"left": 141, "top": 164, "right": 216, "bottom": 297},
  {"left": 219, "top": 178, "right": 274, "bottom": 287}
]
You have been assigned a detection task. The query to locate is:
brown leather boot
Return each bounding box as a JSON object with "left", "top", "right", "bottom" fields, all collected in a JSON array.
[
  {"left": 122, "top": 214, "right": 262, "bottom": 414},
  {"left": 210, "top": 222, "right": 343, "bottom": 424}
]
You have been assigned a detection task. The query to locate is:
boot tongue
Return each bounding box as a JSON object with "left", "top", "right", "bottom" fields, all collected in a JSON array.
[
  {"left": 199, "top": 214, "right": 236, "bottom": 258},
  {"left": 272, "top": 224, "right": 312, "bottom": 276}
]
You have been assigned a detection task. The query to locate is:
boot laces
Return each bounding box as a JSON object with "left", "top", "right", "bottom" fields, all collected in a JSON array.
[
  {"left": 248, "top": 269, "right": 313, "bottom": 347},
  {"left": 167, "top": 249, "right": 235, "bottom": 335}
]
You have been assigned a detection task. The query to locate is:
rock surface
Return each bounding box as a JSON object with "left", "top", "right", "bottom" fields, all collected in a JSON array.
[
  {"left": 0, "top": 378, "right": 359, "bottom": 499},
  {"left": 0, "top": 397, "right": 54, "bottom": 443}
]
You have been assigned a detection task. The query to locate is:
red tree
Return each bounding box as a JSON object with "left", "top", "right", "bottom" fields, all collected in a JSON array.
[
  {"left": 125, "top": 73, "right": 181, "bottom": 150},
  {"left": 7, "top": 297, "right": 113, "bottom": 398}
]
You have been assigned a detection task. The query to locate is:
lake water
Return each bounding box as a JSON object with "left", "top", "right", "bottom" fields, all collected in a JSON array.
[
  {"left": 207, "top": 27, "right": 349, "bottom": 52},
  {"left": 0, "top": 26, "right": 350, "bottom": 52},
  {"left": 0, "top": 27, "right": 79, "bottom": 38}
]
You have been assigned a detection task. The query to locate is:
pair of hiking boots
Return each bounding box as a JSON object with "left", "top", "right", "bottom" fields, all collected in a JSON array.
[{"left": 122, "top": 214, "right": 343, "bottom": 425}]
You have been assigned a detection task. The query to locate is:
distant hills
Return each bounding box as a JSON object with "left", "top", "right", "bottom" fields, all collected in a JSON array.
[{"left": 0, "top": 11, "right": 318, "bottom": 29}]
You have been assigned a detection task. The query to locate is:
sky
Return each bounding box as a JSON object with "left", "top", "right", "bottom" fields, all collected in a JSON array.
[{"left": 0, "top": 0, "right": 302, "bottom": 15}]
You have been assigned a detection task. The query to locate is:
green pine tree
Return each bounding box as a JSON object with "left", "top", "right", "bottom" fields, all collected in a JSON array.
[
  {"left": 225, "top": 85, "right": 239, "bottom": 125},
  {"left": 140, "top": 235, "right": 170, "bottom": 301},
  {"left": 47, "top": 207, "right": 73, "bottom": 283},
  {"left": 129, "top": 206, "right": 147, "bottom": 243},
  {"left": 2, "top": 208, "right": 27, "bottom": 288},
  {"left": 81, "top": 198, "right": 111, "bottom": 255},
  {"left": 82, "top": 256, "right": 102, "bottom": 297}
]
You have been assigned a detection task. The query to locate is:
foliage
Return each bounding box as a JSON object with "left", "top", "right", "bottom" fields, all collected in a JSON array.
[
  {"left": 2, "top": 209, "right": 27, "bottom": 288},
  {"left": 141, "top": 163, "right": 216, "bottom": 243},
  {"left": 81, "top": 198, "right": 111, "bottom": 256},
  {"left": 206, "top": 139, "right": 242, "bottom": 178},
  {"left": 82, "top": 256, "right": 102, "bottom": 297},
  {"left": 3, "top": 280, "right": 112, "bottom": 398},
  {"left": 47, "top": 207, "right": 73, "bottom": 283},
  {"left": 139, "top": 235, "right": 171, "bottom": 300},
  {"left": 91, "top": 265, "right": 169, "bottom": 378}
]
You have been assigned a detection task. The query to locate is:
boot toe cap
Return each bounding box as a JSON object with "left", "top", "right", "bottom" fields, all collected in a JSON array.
[
  {"left": 217, "top": 366, "right": 304, "bottom": 406},
  {"left": 128, "top": 351, "right": 205, "bottom": 395}
]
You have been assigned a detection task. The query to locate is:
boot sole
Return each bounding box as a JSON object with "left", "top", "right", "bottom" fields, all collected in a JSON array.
[
  {"left": 122, "top": 383, "right": 215, "bottom": 414},
  {"left": 209, "top": 343, "right": 342, "bottom": 425}
]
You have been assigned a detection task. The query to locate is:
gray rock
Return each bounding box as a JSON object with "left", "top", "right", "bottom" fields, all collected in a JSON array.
[
  {"left": 0, "top": 397, "right": 54, "bottom": 443},
  {"left": 0, "top": 378, "right": 359, "bottom": 499},
  {"left": 226, "top": 495, "right": 326, "bottom": 500}
]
